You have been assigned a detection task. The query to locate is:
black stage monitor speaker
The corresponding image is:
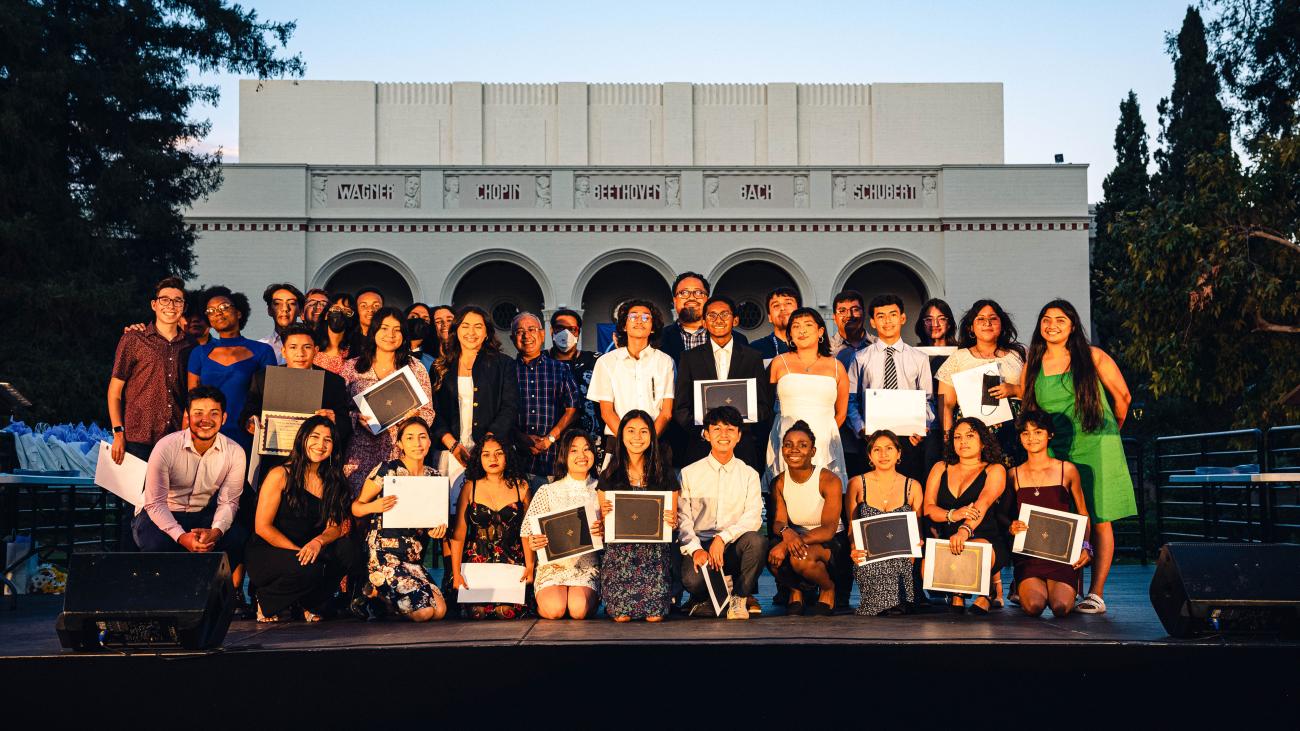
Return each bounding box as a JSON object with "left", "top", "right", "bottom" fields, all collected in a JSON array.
[
  {"left": 1149, "top": 542, "right": 1300, "bottom": 638},
  {"left": 56, "top": 552, "right": 234, "bottom": 651}
]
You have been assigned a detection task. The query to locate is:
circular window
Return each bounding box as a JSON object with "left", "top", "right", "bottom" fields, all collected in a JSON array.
[
  {"left": 735, "top": 299, "right": 764, "bottom": 330},
  {"left": 491, "top": 301, "right": 520, "bottom": 331}
]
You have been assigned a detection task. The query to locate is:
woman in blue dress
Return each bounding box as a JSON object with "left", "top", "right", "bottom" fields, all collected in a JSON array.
[{"left": 187, "top": 286, "right": 278, "bottom": 454}]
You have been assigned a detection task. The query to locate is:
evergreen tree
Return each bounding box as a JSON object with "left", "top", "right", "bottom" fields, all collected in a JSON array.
[
  {"left": 1153, "top": 6, "right": 1233, "bottom": 196},
  {"left": 1207, "top": 0, "right": 1300, "bottom": 144},
  {"left": 1091, "top": 91, "right": 1151, "bottom": 348},
  {"left": 0, "top": 1, "right": 301, "bottom": 423}
]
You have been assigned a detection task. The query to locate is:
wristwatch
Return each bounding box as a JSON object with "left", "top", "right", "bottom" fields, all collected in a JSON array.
[
  {"left": 112, "top": 426, "right": 124, "bottom": 435},
  {"left": 546, "top": 434, "right": 556, "bottom": 444}
]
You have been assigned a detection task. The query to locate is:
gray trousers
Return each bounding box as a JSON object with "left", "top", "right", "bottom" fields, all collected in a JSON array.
[{"left": 679, "top": 531, "right": 768, "bottom": 599}]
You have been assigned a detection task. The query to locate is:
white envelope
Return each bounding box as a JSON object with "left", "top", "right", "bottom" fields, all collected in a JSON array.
[
  {"left": 382, "top": 476, "right": 450, "bottom": 530},
  {"left": 916, "top": 346, "right": 958, "bottom": 357},
  {"left": 951, "top": 363, "right": 1013, "bottom": 426},
  {"left": 862, "top": 389, "right": 927, "bottom": 436},
  {"left": 93, "top": 441, "right": 147, "bottom": 507},
  {"left": 458, "top": 563, "right": 526, "bottom": 604}
]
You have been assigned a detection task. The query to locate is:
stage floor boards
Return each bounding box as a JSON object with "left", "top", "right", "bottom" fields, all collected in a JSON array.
[{"left": 0, "top": 565, "right": 1288, "bottom": 656}]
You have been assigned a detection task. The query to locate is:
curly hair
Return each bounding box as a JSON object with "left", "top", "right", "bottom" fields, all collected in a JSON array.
[
  {"left": 612, "top": 299, "right": 665, "bottom": 349},
  {"left": 463, "top": 434, "right": 530, "bottom": 485},
  {"left": 957, "top": 299, "right": 1026, "bottom": 359},
  {"left": 943, "top": 417, "right": 1004, "bottom": 465},
  {"left": 204, "top": 286, "right": 251, "bottom": 330}
]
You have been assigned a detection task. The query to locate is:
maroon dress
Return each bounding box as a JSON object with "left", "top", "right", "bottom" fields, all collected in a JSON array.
[{"left": 1011, "top": 463, "right": 1082, "bottom": 589}]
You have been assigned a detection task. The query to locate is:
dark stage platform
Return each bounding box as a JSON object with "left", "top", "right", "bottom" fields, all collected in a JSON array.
[{"left": 2, "top": 565, "right": 1296, "bottom": 724}]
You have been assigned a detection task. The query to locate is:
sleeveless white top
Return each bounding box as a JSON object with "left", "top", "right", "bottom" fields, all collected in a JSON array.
[
  {"left": 783, "top": 467, "right": 842, "bottom": 533},
  {"left": 457, "top": 376, "right": 474, "bottom": 448}
]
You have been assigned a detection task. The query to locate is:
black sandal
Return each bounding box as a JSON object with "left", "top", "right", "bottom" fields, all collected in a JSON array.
[
  {"left": 969, "top": 597, "right": 991, "bottom": 615},
  {"left": 786, "top": 601, "right": 805, "bottom": 616},
  {"left": 808, "top": 602, "right": 835, "bottom": 617}
]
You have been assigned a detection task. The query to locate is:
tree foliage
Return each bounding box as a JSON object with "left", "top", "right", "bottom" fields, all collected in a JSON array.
[
  {"left": 1092, "top": 91, "right": 1151, "bottom": 349},
  {"left": 1205, "top": 0, "right": 1300, "bottom": 144},
  {"left": 1106, "top": 3, "right": 1299, "bottom": 430},
  {"left": 0, "top": 0, "right": 301, "bottom": 423}
]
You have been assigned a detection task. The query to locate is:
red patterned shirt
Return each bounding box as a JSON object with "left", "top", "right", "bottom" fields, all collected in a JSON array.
[{"left": 111, "top": 323, "right": 190, "bottom": 445}]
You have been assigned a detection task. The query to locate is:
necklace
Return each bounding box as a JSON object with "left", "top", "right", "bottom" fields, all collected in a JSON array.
[
  {"left": 971, "top": 345, "right": 998, "bottom": 359},
  {"left": 797, "top": 353, "right": 818, "bottom": 372}
]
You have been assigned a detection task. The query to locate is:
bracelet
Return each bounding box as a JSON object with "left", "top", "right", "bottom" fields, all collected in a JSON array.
[
  {"left": 958, "top": 524, "right": 973, "bottom": 536},
  {"left": 1081, "top": 540, "right": 1093, "bottom": 552},
  {"left": 946, "top": 508, "right": 955, "bottom": 523}
]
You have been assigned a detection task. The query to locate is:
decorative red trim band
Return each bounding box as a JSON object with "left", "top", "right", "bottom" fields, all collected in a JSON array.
[{"left": 189, "top": 221, "right": 1089, "bottom": 234}]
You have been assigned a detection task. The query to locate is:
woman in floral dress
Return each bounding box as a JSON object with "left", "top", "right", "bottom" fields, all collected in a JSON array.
[
  {"left": 351, "top": 417, "right": 448, "bottom": 622},
  {"left": 598, "top": 410, "right": 679, "bottom": 622},
  {"left": 450, "top": 435, "right": 533, "bottom": 619}
]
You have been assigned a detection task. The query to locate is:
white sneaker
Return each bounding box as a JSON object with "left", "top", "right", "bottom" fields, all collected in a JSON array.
[
  {"left": 1075, "top": 593, "right": 1107, "bottom": 614},
  {"left": 727, "top": 595, "right": 749, "bottom": 620}
]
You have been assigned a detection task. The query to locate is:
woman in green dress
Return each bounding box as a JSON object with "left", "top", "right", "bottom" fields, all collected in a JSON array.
[{"left": 1020, "top": 299, "right": 1135, "bottom": 615}]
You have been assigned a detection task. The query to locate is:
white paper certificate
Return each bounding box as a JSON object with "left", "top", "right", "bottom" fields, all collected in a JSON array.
[
  {"left": 458, "top": 563, "right": 526, "bottom": 604},
  {"left": 951, "top": 363, "right": 1013, "bottom": 426},
  {"left": 693, "top": 378, "right": 759, "bottom": 424},
  {"left": 916, "top": 346, "right": 958, "bottom": 358},
  {"left": 381, "top": 475, "right": 450, "bottom": 530},
  {"left": 1012, "top": 503, "right": 1086, "bottom": 565},
  {"left": 93, "top": 441, "right": 147, "bottom": 507},
  {"left": 862, "top": 389, "right": 927, "bottom": 436},
  {"left": 259, "top": 411, "right": 312, "bottom": 456}
]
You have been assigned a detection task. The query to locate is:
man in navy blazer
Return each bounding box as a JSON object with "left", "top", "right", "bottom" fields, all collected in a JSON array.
[
  {"left": 658, "top": 272, "right": 749, "bottom": 361},
  {"left": 672, "top": 295, "right": 772, "bottom": 473}
]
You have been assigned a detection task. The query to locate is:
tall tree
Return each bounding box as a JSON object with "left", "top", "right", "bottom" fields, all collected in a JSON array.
[
  {"left": 0, "top": 1, "right": 302, "bottom": 423},
  {"left": 1153, "top": 6, "right": 1233, "bottom": 196},
  {"left": 1092, "top": 91, "right": 1151, "bottom": 348},
  {"left": 1205, "top": 0, "right": 1300, "bottom": 144}
]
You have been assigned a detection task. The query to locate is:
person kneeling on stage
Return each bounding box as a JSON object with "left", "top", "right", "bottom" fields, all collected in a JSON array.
[
  {"left": 352, "top": 417, "right": 449, "bottom": 622},
  {"left": 133, "top": 386, "right": 250, "bottom": 575},
  {"left": 766, "top": 421, "right": 845, "bottom": 616},
  {"left": 678, "top": 406, "right": 767, "bottom": 620},
  {"left": 245, "top": 416, "right": 356, "bottom": 622}
]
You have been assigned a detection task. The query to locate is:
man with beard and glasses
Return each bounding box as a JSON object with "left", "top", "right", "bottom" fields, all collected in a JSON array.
[
  {"left": 658, "top": 272, "right": 748, "bottom": 361},
  {"left": 132, "top": 386, "right": 250, "bottom": 572},
  {"left": 751, "top": 286, "right": 801, "bottom": 366},
  {"left": 258, "top": 283, "right": 305, "bottom": 365}
]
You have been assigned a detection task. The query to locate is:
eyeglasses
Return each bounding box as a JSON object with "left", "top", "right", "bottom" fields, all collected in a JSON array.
[
  {"left": 328, "top": 306, "right": 354, "bottom": 317},
  {"left": 675, "top": 288, "right": 707, "bottom": 299},
  {"left": 514, "top": 326, "right": 544, "bottom": 336},
  {"left": 204, "top": 303, "right": 234, "bottom": 316},
  {"left": 704, "top": 312, "right": 734, "bottom": 322},
  {"left": 154, "top": 297, "right": 184, "bottom": 309},
  {"left": 834, "top": 305, "right": 863, "bottom": 316},
  {"left": 357, "top": 302, "right": 383, "bottom": 312},
  {"left": 626, "top": 313, "right": 653, "bottom": 324},
  {"left": 922, "top": 316, "right": 949, "bottom": 325},
  {"left": 553, "top": 325, "right": 579, "bottom": 334},
  {"left": 974, "top": 315, "right": 1001, "bottom": 326}
]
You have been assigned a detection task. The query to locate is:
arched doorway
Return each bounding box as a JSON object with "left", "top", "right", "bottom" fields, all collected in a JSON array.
[
  {"left": 840, "top": 260, "right": 928, "bottom": 344},
  {"left": 452, "top": 261, "right": 546, "bottom": 357},
  {"left": 713, "top": 261, "right": 802, "bottom": 342},
  {"left": 324, "top": 260, "right": 415, "bottom": 310},
  {"left": 579, "top": 261, "right": 672, "bottom": 352}
]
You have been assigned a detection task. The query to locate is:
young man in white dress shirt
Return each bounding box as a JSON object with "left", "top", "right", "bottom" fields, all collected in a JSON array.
[
  {"left": 677, "top": 405, "right": 767, "bottom": 619},
  {"left": 846, "top": 294, "right": 934, "bottom": 481},
  {"left": 587, "top": 299, "right": 676, "bottom": 455}
]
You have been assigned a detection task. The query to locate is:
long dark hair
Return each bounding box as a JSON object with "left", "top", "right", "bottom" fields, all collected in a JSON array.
[
  {"left": 354, "top": 306, "right": 412, "bottom": 374},
  {"left": 463, "top": 434, "right": 529, "bottom": 485},
  {"left": 943, "top": 416, "right": 1004, "bottom": 465},
  {"left": 551, "top": 429, "right": 596, "bottom": 480},
  {"left": 915, "top": 298, "right": 956, "bottom": 346},
  {"left": 281, "top": 415, "right": 351, "bottom": 525},
  {"left": 599, "top": 410, "right": 670, "bottom": 489},
  {"left": 314, "top": 292, "right": 357, "bottom": 350},
  {"left": 434, "top": 305, "right": 502, "bottom": 389},
  {"left": 957, "top": 299, "right": 1026, "bottom": 359},
  {"left": 1022, "top": 299, "right": 1103, "bottom": 433},
  {"left": 785, "top": 307, "right": 832, "bottom": 357}
]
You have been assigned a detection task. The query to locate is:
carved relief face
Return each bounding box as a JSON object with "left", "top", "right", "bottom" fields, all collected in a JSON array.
[
  {"left": 705, "top": 178, "right": 718, "bottom": 193},
  {"left": 445, "top": 177, "right": 459, "bottom": 193},
  {"left": 666, "top": 177, "right": 679, "bottom": 193},
  {"left": 794, "top": 177, "right": 807, "bottom": 193},
  {"left": 406, "top": 177, "right": 419, "bottom": 195},
  {"left": 536, "top": 176, "right": 550, "bottom": 190},
  {"left": 576, "top": 177, "right": 589, "bottom": 192}
]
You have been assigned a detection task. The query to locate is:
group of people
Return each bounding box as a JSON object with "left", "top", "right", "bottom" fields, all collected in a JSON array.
[{"left": 108, "top": 270, "right": 1136, "bottom": 623}]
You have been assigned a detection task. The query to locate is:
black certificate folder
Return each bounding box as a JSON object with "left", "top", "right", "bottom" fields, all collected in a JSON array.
[
  {"left": 604, "top": 491, "right": 671, "bottom": 543},
  {"left": 701, "top": 381, "right": 750, "bottom": 420},
  {"left": 537, "top": 507, "right": 593, "bottom": 562},
  {"left": 1012, "top": 504, "right": 1086, "bottom": 565},
  {"left": 861, "top": 515, "right": 913, "bottom": 560},
  {"left": 353, "top": 365, "right": 428, "bottom": 434}
]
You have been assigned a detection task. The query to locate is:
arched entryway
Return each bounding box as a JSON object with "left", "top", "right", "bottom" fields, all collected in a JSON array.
[
  {"left": 839, "top": 260, "right": 929, "bottom": 344},
  {"left": 451, "top": 261, "right": 546, "bottom": 356},
  {"left": 578, "top": 261, "right": 672, "bottom": 352},
  {"left": 323, "top": 260, "right": 415, "bottom": 311},
  {"left": 712, "top": 261, "right": 803, "bottom": 342}
]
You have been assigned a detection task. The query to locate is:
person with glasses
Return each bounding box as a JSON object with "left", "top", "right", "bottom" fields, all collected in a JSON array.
[
  {"left": 258, "top": 283, "right": 304, "bottom": 365},
  {"left": 547, "top": 308, "right": 600, "bottom": 438},
  {"left": 510, "top": 311, "right": 578, "bottom": 483},
  {"left": 935, "top": 299, "right": 1026, "bottom": 461},
  {"left": 829, "top": 289, "right": 872, "bottom": 359},
  {"left": 107, "top": 277, "right": 192, "bottom": 465},
  {"left": 915, "top": 298, "right": 958, "bottom": 477},
  {"left": 302, "top": 288, "right": 330, "bottom": 328},
  {"left": 187, "top": 286, "right": 278, "bottom": 455},
  {"left": 587, "top": 299, "right": 676, "bottom": 453},
  {"left": 658, "top": 272, "right": 748, "bottom": 361},
  {"left": 313, "top": 293, "right": 356, "bottom": 375}
]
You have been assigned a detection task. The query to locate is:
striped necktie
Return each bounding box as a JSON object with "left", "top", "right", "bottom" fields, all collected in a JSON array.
[{"left": 884, "top": 346, "right": 898, "bottom": 389}]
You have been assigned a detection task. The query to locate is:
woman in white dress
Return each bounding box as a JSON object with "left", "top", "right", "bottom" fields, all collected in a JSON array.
[
  {"left": 766, "top": 307, "right": 849, "bottom": 488},
  {"left": 522, "top": 430, "right": 603, "bottom": 619}
]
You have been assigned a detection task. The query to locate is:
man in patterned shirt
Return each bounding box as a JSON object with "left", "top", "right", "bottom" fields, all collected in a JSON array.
[
  {"left": 548, "top": 308, "right": 598, "bottom": 436},
  {"left": 512, "top": 312, "right": 579, "bottom": 483}
]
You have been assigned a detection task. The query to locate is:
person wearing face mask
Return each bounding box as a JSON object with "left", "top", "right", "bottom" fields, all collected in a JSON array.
[
  {"left": 404, "top": 302, "right": 437, "bottom": 373},
  {"left": 547, "top": 308, "right": 599, "bottom": 437},
  {"left": 510, "top": 312, "right": 578, "bottom": 483},
  {"left": 258, "top": 283, "right": 304, "bottom": 365},
  {"left": 313, "top": 293, "right": 356, "bottom": 374}
]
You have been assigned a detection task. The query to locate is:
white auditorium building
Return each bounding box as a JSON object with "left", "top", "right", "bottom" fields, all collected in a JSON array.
[{"left": 186, "top": 80, "right": 1090, "bottom": 349}]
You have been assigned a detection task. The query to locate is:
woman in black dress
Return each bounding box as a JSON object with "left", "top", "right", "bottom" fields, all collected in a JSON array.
[
  {"left": 921, "top": 417, "right": 1012, "bottom": 614},
  {"left": 245, "top": 416, "right": 355, "bottom": 622}
]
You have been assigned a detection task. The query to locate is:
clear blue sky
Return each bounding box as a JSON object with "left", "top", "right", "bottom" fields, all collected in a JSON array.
[{"left": 192, "top": 0, "right": 1199, "bottom": 201}]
